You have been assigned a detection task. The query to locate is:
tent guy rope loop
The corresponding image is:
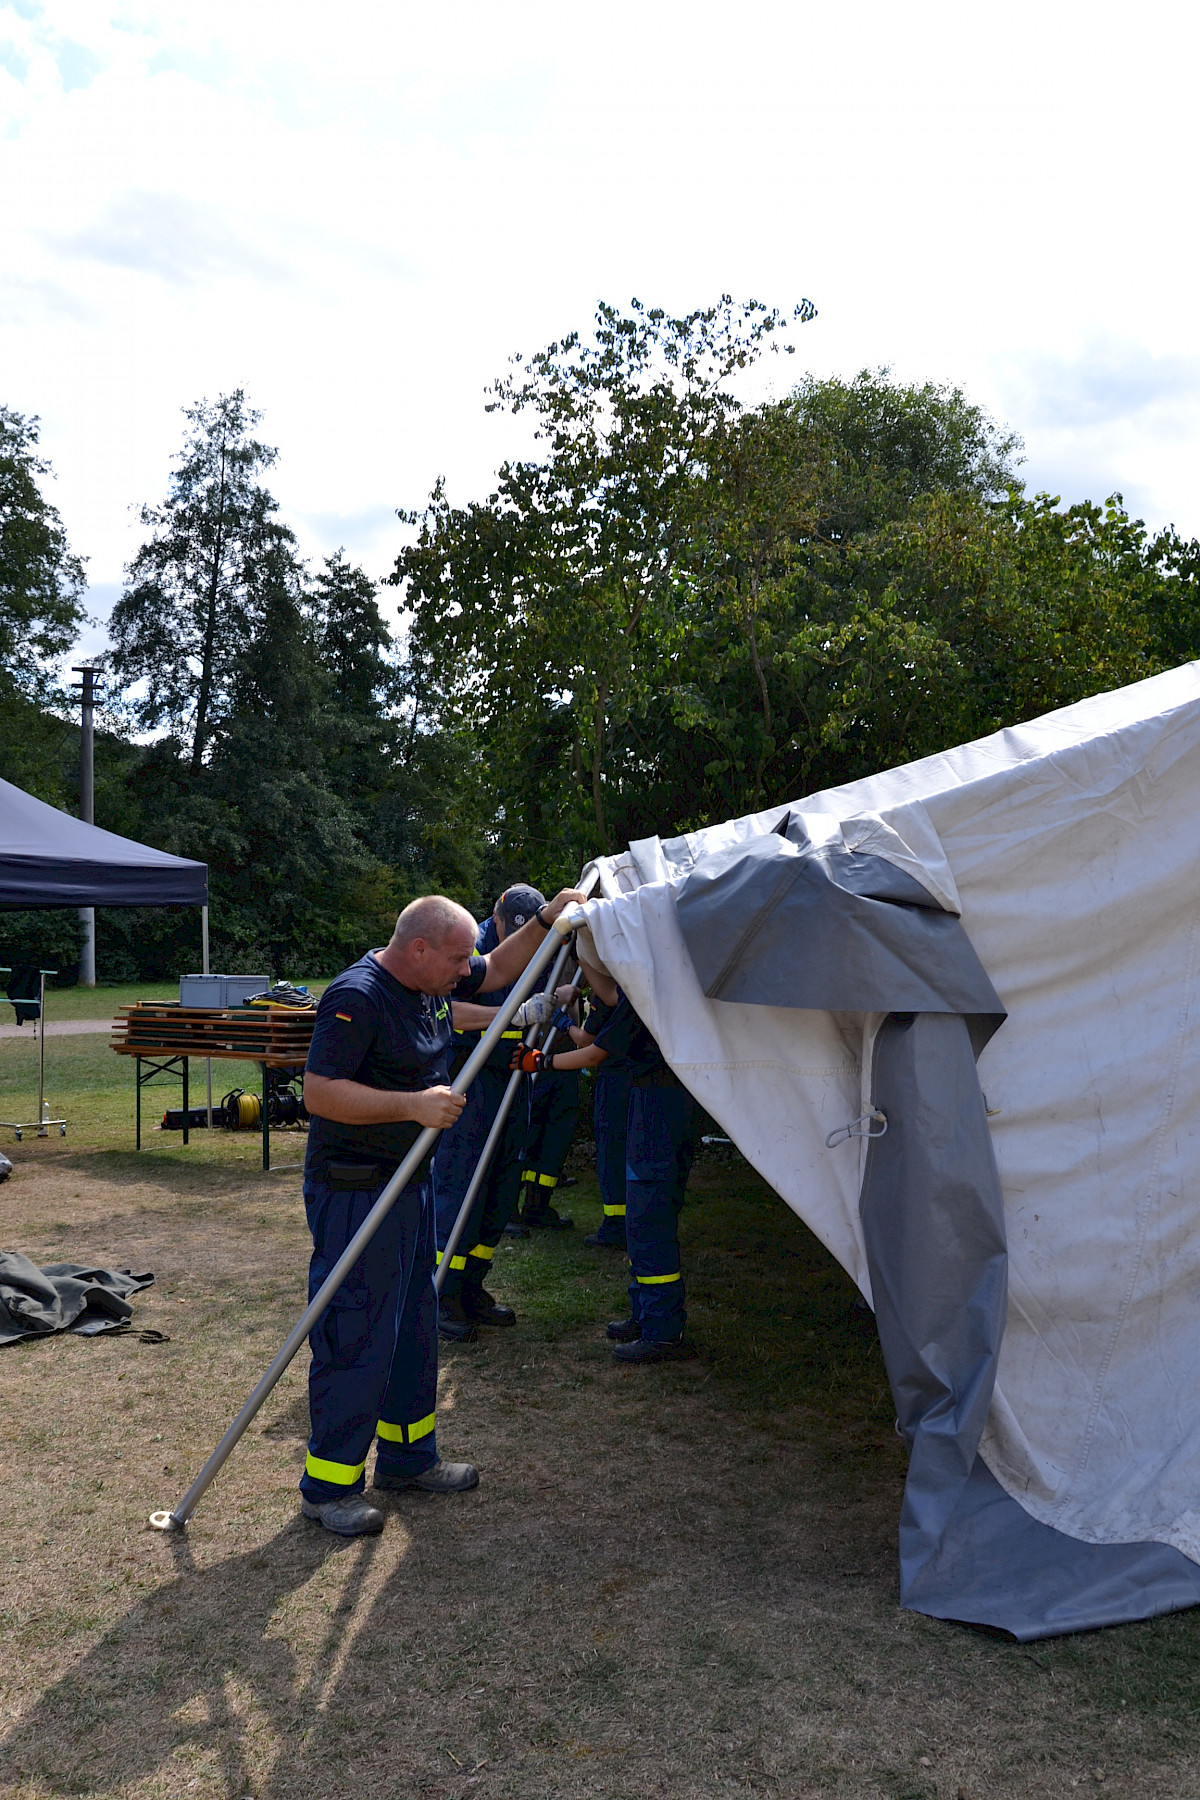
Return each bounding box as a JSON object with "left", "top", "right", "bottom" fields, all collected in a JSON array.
[{"left": 825, "top": 1110, "right": 888, "bottom": 1149}]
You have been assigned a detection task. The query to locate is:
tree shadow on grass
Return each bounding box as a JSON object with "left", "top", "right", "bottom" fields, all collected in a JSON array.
[{"left": 2, "top": 1520, "right": 389, "bottom": 1798}]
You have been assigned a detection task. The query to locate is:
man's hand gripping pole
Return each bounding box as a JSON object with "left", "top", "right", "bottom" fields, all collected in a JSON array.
[{"left": 148, "top": 893, "right": 594, "bottom": 1532}]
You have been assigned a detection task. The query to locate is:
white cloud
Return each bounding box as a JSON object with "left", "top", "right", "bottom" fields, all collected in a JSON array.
[{"left": 1, "top": 0, "right": 1198, "bottom": 658}]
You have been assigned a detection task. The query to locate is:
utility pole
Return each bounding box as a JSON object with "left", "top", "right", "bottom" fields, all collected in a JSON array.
[{"left": 71, "top": 664, "right": 102, "bottom": 987}]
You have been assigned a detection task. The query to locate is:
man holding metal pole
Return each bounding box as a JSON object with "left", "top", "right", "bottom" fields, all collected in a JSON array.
[{"left": 298, "top": 887, "right": 584, "bottom": 1538}]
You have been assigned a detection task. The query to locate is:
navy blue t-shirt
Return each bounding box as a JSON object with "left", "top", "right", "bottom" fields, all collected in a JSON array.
[
  {"left": 304, "top": 949, "right": 489, "bottom": 1181},
  {"left": 591, "top": 991, "right": 665, "bottom": 1081}
]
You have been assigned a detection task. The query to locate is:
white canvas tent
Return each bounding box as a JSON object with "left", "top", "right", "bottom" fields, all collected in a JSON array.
[{"left": 577, "top": 659, "right": 1200, "bottom": 1639}]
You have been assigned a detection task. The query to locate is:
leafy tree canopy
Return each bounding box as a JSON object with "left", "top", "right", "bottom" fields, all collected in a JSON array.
[{"left": 0, "top": 405, "right": 86, "bottom": 704}]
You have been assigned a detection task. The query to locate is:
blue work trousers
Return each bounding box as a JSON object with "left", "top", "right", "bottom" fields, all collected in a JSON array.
[
  {"left": 625, "top": 1082, "right": 696, "bottom": 1341},
  {"left": 301, "top": 1175, "right": 439, "bottom": 1503},
  {"left": 434, "top": 1063, "right": 524, "bottom": 1292},
  {"left": 520, "top": 1066, "right": 580, "bottom": 1209},
  {"left": 592, "top": 1065, "right": 633, "bottom": 1246}
]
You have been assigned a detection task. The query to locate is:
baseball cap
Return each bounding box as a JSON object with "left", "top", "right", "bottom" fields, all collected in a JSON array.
[{"left": 496, "top": 884, "right": 546, "bottom": 933}]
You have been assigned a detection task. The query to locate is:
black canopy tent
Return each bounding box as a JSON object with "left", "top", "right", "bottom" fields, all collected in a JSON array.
[
  {"left": 0, "top": 776, "right": 208, "bottom": 1140},
  {"left": 0, "top": 775, "right": 207, "bottom": 911}
]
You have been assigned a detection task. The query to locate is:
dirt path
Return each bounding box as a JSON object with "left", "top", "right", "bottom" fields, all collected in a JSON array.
[{"left": 1, "top": 1150, "right": 1198, "bottom": 1800}]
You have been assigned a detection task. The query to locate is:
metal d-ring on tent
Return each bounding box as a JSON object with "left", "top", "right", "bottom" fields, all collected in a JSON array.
[{"left": 0, "top": 775, "right": 209, "bottom": 1135}]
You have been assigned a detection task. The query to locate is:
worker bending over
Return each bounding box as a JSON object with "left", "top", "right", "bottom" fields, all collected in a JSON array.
[
  {"left": 300, "top": 885, "right": 584, "bottom": 1536},
  {"left": 434, "top": 886, "right": 555, "bottom": 1341},
  {"left": 514, "top": 959, "right": 697, "bottom": 1362}
]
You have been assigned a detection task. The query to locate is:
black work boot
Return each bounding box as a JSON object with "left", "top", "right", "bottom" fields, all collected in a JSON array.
[
  {"left": 438, "top": 1293, "right": 479, "bottom": 1344},
  {"left": 612, "top": 1336, "right": 697, "bottom": 1364},
  {"left": 606, "top": 1316, "right": 641, "bottom": 1342},
  {"left": 521, "top": 1202, "right": 574, "bottom": 1231},
  {"left": 461, "top": 1284, "right": 516, "bottom": 1328}
]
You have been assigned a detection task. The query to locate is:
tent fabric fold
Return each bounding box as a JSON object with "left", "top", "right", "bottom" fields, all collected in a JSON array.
[
  {"left": 0, "top": 1253, "right": 154, "bottom": 1343},
  {"left": 0, "top": 776, "right": 207, "bottom": 909},
  {"left": 580, "top": 659, "right": 1200, "bottom": 1638}
]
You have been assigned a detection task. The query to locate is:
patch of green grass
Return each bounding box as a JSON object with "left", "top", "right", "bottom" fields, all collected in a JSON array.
[{"left": 0, "top": 1027, "right": 309, "bottom": 1167}]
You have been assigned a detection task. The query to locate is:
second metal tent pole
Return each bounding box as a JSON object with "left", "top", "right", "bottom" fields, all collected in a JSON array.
[
  {"left": 149, "top": 902, "right": 590, "bottom": 1533},
  {"left": 433, "top": 935, "right": 576, "bottom": 1293}
]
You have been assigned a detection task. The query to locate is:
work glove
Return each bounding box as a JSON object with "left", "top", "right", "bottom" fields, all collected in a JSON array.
[
  {"left": 513, "top": 993, "right": 555, "bottom": 1027},
  {"left": 509, "top": 1046, "right": 547, "bottom": 1074},
  {"left": 551, "top": 1008, "right": 574, "bottom": 1034}
]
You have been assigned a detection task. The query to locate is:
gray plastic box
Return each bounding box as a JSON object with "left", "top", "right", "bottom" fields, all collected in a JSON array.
[{"left": 179, "top": 974, "right": 269, "bottom": 1009}]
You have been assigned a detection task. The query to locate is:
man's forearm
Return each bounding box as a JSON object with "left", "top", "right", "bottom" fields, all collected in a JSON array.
[
  {"left": 451, "top": 1001, "right": 503, "bottom": 1032},
  {"left": 478, "top": 887, "right": 587, "bottom": 992},
  {"left": 545, "top": 1044, "right": 608, "bottom": 1072},
  {"left": 304, "top": 1072, "right": 433, "bottom": 1125},
  {"left": 479, "top": 914, "right": 549, "bottom": 991}
]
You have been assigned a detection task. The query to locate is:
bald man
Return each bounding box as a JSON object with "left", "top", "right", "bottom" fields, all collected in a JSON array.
[{"left": 299, "top": 887, "right": 583, "bottom": 1536}]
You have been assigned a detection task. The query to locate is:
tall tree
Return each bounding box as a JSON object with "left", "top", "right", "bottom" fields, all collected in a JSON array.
[
  {"left": 109, "top": 392, "right": 295, "bottom": 770},
  {"left": 0, "top": 405, "right": 86, "bottom": 700},
  {"left": 395, "top": 296, "right": 816, "bottom": 864}
]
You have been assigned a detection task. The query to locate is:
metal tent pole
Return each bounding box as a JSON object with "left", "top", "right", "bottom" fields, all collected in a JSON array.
[
  {"left": 71, "top": 664, "right": 99, "bottom": 988},
  {"left": 36, "top": 971, "right": 46, "bottom": 1134},
  {"left": 434, "top": 936, "right": 577, "bottom": 1293},
  {"left": 148, "top": 902, "right": 590, "bottom": 1532},
  {"left": 201, "top": 905, "right": 212, "bottom": 1130}
]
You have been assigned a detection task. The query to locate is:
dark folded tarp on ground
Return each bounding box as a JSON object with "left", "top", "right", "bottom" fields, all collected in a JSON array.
[
  {"left": 676, "top": 813, "right": 1200, "bottom": 1639},
  {"left": 0, "top": 1253, "right": 154, "bottom": 1343}
]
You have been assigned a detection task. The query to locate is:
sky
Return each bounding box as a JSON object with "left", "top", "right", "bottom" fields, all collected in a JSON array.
[{"left": 3, "top": 0, "right": 1200, "bottom": 667}]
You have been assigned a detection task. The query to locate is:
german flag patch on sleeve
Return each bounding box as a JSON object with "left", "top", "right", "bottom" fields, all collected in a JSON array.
[{"left": 335, "top": 1012, "right": 353, "bottom": 1023}]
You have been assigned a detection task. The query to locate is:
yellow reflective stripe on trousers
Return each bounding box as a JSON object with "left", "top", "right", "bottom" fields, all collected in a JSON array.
[
  {"left": 636, "top": 1270, "right": 682, "bottom": 1284},
  {"left": 436, "top": 1250, "right": 468, "bottom": 1271},
  {"left": 377, "top": 1414, "right": 436, "bottom": 1444},
  {"left": 521, "top": 1168, "right": 536, "bottom": 1184},
  {"left": 603, "top": 1204, "right": 627, "bottom": 1216},
  {"left": 537, "top": 1173, "right": 557, "bottom": 1188},
  {"left": 502, "top": 1029, "right": 522, "bottom": 1039},
  {"left": 468, "top": 1242, "right": 495, "bottom": 1261},
  {"left": 305, "top": 1451, "right": 366, "bottom": 1484}
]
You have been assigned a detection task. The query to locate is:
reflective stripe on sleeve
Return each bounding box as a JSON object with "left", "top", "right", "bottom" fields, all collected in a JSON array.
[
  {"left": 636, "top": 1271, "right": 682, "bottom": 1285},
  {"left": 468, "top": 1242, "right": 495, "bottom": 1261},
  {"left": 603, "top": 1204, "right": 627, "bottom": 1217},
  {"left": 305, "top": 1451, "right": 366, "bottom": 1485}
]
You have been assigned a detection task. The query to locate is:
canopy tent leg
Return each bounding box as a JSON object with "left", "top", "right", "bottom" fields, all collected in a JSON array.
[
  {"left": 261, "top": 1062, "right": 269, "bottom": 1171},
  {"left": 202, "top": 906, "right": 213, "bottom": 1129}
]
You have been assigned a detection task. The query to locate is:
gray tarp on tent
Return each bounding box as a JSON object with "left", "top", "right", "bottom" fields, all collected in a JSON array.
[
  {"left": 580, "top": 663, "right": 1200, "bottom": 1636},
  {"left": 0, "top": 775, "right": 207, "bottom": 909},
  {"left": 673, "top": 818, "right": 1200, "bottom": 1639}
]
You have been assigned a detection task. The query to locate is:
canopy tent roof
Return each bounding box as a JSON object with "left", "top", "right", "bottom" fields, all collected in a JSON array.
[
  {"left": 580, "top": 659, "right": 1200, "bottom": 1639},
  {"left": 0, "top": 776, "right": 207, "bottom": 910}
]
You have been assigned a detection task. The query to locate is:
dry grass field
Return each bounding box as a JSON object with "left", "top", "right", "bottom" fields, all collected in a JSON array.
[{"left": 2, "top": 1007, "right": 1200, "bottom": 1799}]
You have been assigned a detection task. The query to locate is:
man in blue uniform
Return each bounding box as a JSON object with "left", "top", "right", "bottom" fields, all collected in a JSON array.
[
  {"left": 515, "top": 971, "right": 697, "bottom": 1362},
  {"left": 433, "top": 886, "right": 554, "bottom": 1342},
  {"left": 300, "top": 885, "right": 584, "bottom": 1536}
]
